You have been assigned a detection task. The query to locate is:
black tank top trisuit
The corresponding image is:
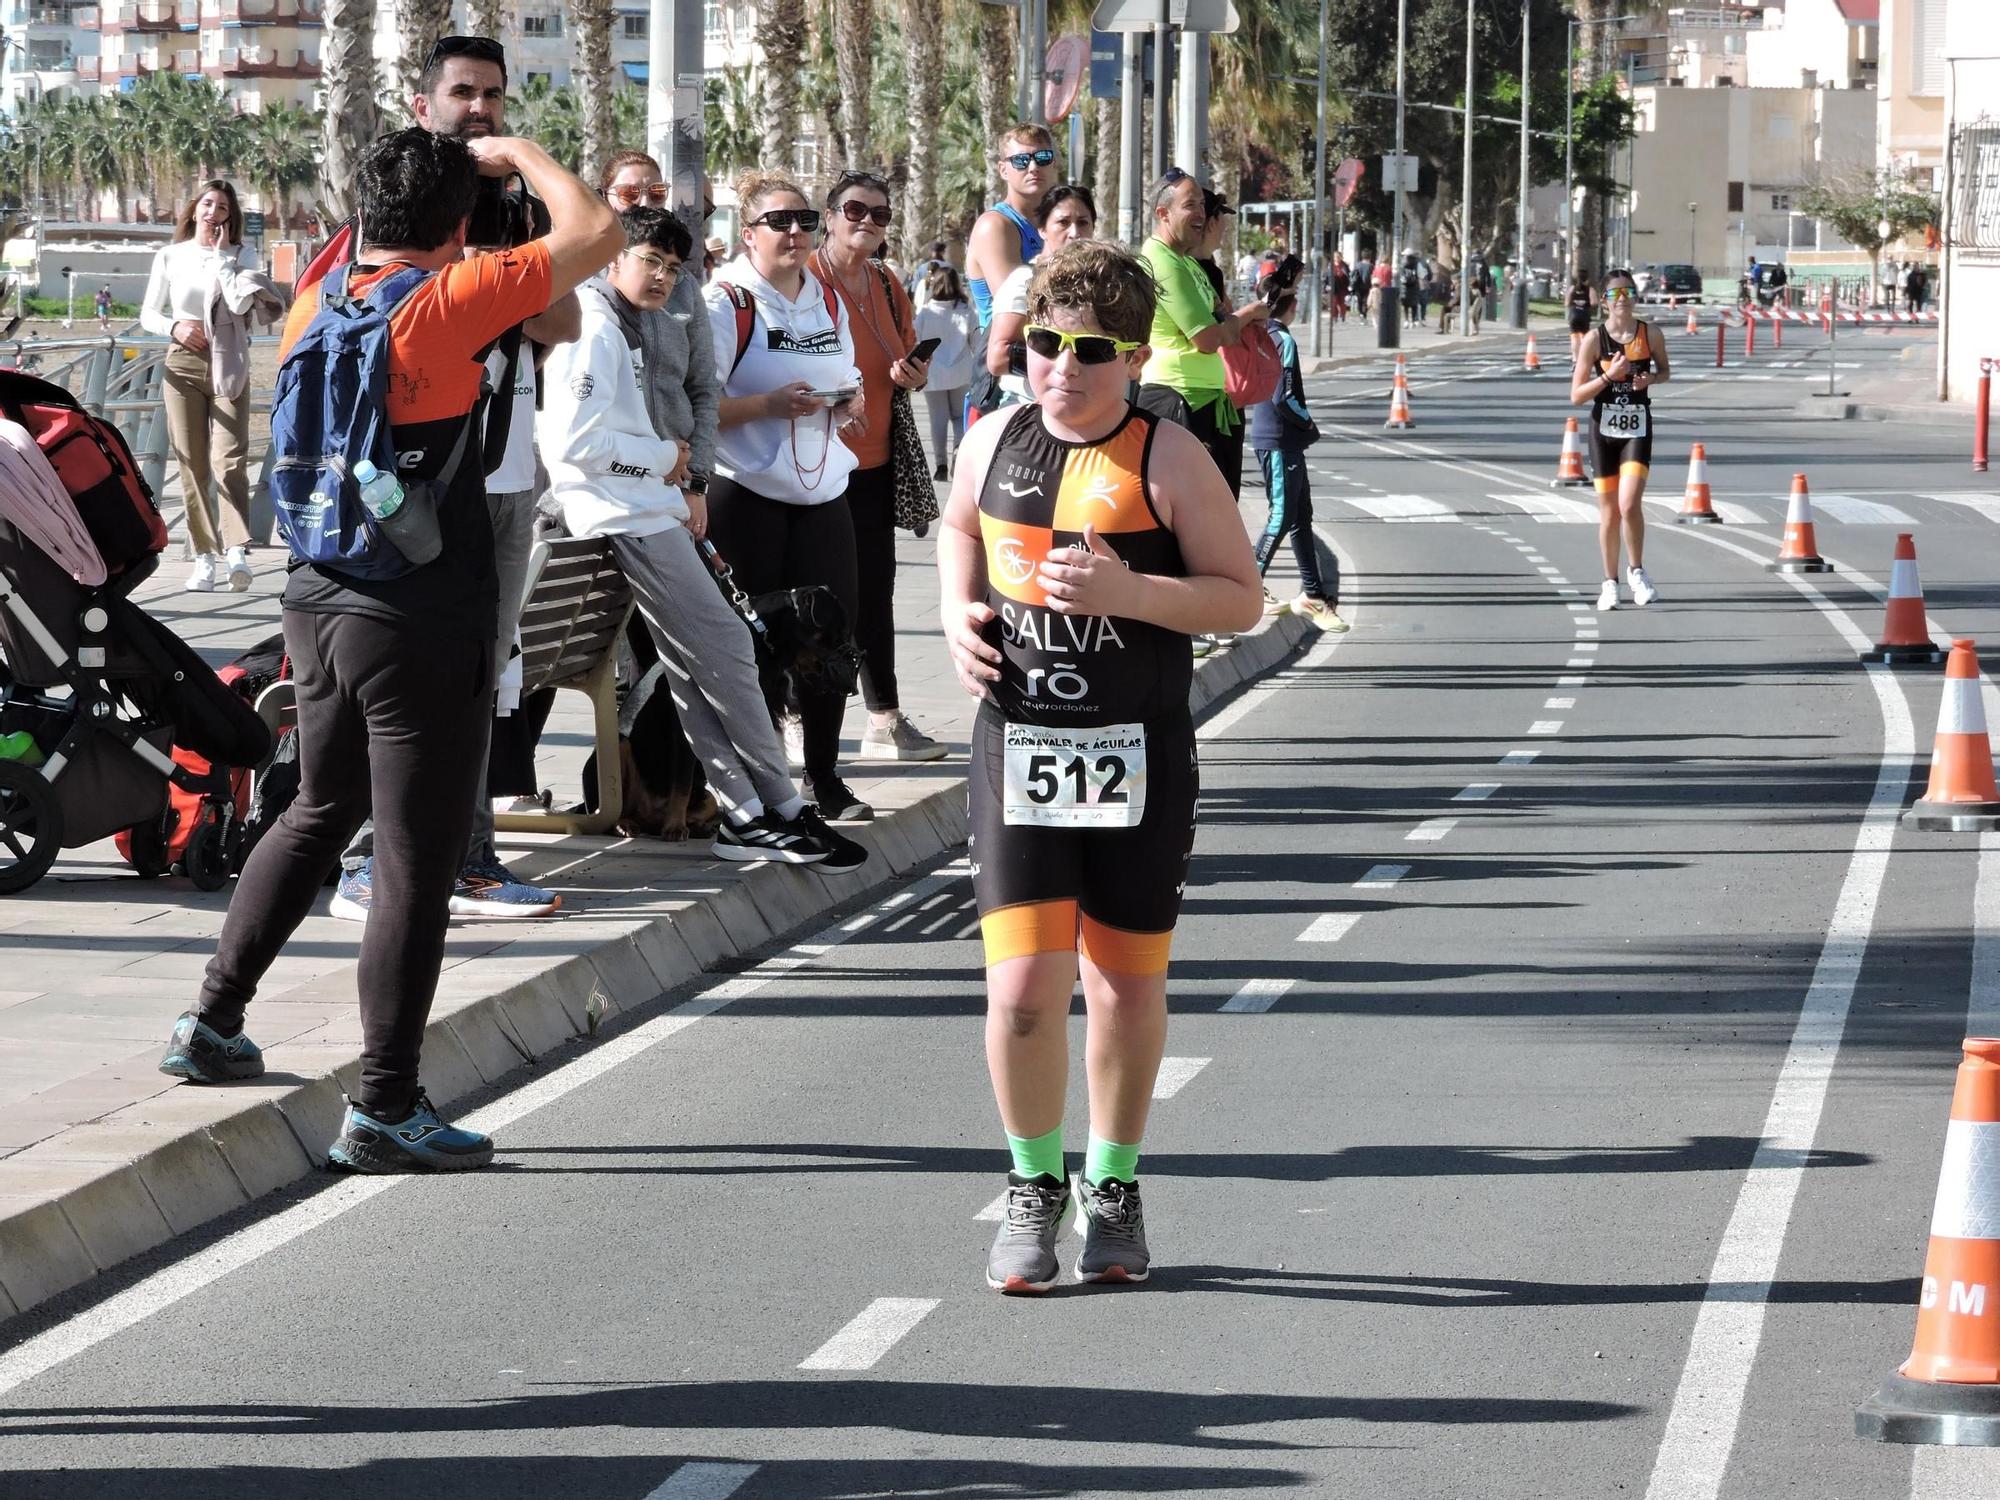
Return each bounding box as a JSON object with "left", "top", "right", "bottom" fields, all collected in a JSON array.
[
  {"left": 1593, "top": 322, "right": 1655, "bottom": 410},
  {"left": 1568, "top": 285, "right": 1592, "bottom": 317},
  {"left": 977, "top": 403, "right": 1189, "bottom": 726}
]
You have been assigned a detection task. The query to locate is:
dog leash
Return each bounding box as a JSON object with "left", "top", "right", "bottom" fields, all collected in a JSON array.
[{"left": 695, "top": 538, "right": 769, "bottom": 641}]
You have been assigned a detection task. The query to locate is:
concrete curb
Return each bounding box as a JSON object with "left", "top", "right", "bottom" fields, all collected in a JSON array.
[{"left": 0, "top": 609, "right": 1312, "bottom": 1326}]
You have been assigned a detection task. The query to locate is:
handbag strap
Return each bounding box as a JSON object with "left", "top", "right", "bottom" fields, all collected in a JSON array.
[{"left": 695, "top": 537, "right": 768, "bottom": 640}]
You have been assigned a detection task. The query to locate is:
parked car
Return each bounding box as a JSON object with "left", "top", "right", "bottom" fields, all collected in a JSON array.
[{"left": 1646, "top": 263, "right": 1703, "bottom": 304}]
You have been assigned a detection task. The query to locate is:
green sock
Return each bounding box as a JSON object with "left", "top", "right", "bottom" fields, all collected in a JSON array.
[
  {"left": 1083, "top": 1135, "right": 1140, "bottom": 1187},
  {"left": 1006, "top": 1124, "right": 1066, "bottom": 1182}
]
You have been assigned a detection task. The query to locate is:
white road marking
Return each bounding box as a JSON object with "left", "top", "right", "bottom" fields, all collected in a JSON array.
[
  {"left": 1524, "top": 552, "right": 1549, "bottom": 562},
  {"left": 1536, "top": 566, "right": 1563, "bottom": 576},
  {"left": 1407, "top": 818, "right": 1459, "bottom": 841},
  {"left": 1528, "top": 720, "right": 1564, "bottom": 735},
  {"left": 1452, "top": 784, "right": 1500, "bottom": 802},
  {"left": 1922, "top": 491, "right": 2000, "bottom": 524},
  {"left": 1558, "top": 675, "right": 1587, "bottom": 686},
  {"left": 1222, "top": 977, "right": 1296, "bottom": 1011},
  {"left": 1646, "top": 495, "right": 1768, "bottom": 526},
  {"left": 644, "top": 1464, "right": 762, "bottom": 1500},
  {"left": 1566, "top": 603, "right": 1591, "bottom": 614},
  {"left": 0, "top": 863, "right": 969, "bottom": 1401},
  {"left": 1492, "top": 491, "right": 1599, "bottom": 524},
  {"left": 799, "top": 1298, "right": 939, "bottom": 1371},
  {"left": 1566, "top": 658, "right": 1592, "bottom": 669},
  {"left": 1341, "top": 492, "right": 1459, "bottom": 523},
  {"left": 1297, "top": 913, "right": 1363, "bottom": 943},
  {"left": 1545, "top": 697, "right": 1576, "bottom": 709},
  {"left": 1811, "top": 495, "right": 1917, "bottom": 526},
  {"left": 1557, "top": 587, "right": 1583, "bottom": 597},
  {"left": 1152, "top": 1057, "right": 1212, "bottom": 1098},
  {"left": 1356, "top": 864, "right": 1411, "bottom": 886},
  {"left": 974, "top": 1190, "right": 1009, "bottom": 1222},
  {"left": 1575, "top": 641, "right": 1599, "bottom": 652},
  {"left": 1499, "top": 750, "right": 1540, "bottom": 766}
]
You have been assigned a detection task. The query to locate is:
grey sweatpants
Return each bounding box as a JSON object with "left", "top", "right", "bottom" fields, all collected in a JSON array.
[
  {"left": 610, "top": 523, "right": 797, "bottom": 818},
  {"left": 341, "top": 486, "right": 537, "bottom": 873}
]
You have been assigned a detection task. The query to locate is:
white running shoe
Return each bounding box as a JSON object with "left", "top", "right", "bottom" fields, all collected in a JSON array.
[
  {"left": 184, "top": 553, "right": 220, "bottom": 592},
  {"left": 1596, "top": 579, "right": 1620, "bottom": 612},
  {"left": 1627, "top": 565, "right": 1659, "bottom": 607},
  {"left": 225, "top": 546, "right": 253, "bottom": 592}
]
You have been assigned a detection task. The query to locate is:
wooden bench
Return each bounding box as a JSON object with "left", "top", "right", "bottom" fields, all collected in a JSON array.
[{"left": 492, "top": 533, "right": 634, "bottom": 837}]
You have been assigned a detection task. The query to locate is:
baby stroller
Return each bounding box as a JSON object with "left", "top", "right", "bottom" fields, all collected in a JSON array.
[{"left": 0, "top": 369, "right": 271, "bottom": 893}]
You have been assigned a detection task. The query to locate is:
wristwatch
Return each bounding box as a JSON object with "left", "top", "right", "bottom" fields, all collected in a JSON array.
[{"left": 685, "top": 471, "right": 710, "bottom": 495}]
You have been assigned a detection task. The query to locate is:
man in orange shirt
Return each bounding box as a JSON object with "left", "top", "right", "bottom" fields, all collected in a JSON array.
[{"left": 158, "top": 127, "right": 620, "bottom": 1173}]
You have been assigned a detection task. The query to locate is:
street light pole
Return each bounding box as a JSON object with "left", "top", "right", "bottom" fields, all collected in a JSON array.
[
  {"left": 1392, "top": 0, "right": 1407, "bottom": 261},
  {"left": 1688, "top": 201, "right": 1698, "bottom": 266},
  {"left": 1564, "top": 17, "right": 1575, "bottom": 285},
  {"left": 1313, "top": 0, "right": 1328, "bottom": 356},
  {"left": 1379, "top": 0, "right": 1407, "bottom": 349},
  {"left": 1511, "top": 0, "right": 1530, "bottom": 328},
  {"left": 1459, "top": 0, "right": 1475, "bottom": 335}
]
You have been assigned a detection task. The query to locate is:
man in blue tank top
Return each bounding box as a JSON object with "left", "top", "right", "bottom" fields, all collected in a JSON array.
[{"left": 966, "top": 122, "right": 1055, "bottom": 329}]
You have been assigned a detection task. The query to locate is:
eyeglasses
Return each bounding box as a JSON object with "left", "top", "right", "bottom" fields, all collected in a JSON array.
[
  {"left": 1001, "top": 148, "right": 1058, "bottom": 171},
  {"left": 1604, "top": 287, "right": 1635, "bottom": 301},
  {"left": 1023, "top": 323, "right": 1143, "bottom": 364},
  {"left": 422, "top": 34, "right": 506, "bottom": 75},
  {"left": 836, "top": 200, "right": 894, "bottom": 227},
  {"left": 623, "top": 251, "right": 680, "bottom": 282},
  {"left": 606, "top": 183, "right": 670, "bottom": 208},
  {"left": 750, "top": 209, "right": 821, "bottom": 234}
]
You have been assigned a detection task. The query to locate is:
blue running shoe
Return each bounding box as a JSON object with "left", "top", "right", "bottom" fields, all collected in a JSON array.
[
  {"left": 329, "top": 859, "right": 373, "bottom": 924},
  {"left": 325, "top": 1091, "right": 494, "bottom": 1174},
  {"left": 158, "top": 1011, "right": 265, "bottom": 1083},
  {"left": 449, "top": 858, "right": 560, "bottom": 918}
]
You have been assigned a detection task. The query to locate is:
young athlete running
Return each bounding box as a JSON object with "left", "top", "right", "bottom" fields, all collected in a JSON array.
[
  {"left": 1570, "top": 267, "right": 1668, "bottom": 610},
  {"left": 938, "top": 241, "right": 1262, "bottom": 1293}
]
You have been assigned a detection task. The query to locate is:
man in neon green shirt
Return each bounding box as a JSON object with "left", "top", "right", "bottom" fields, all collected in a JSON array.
[{"left": 1136, "top": 169, "right": 1267, "bottom": 484}]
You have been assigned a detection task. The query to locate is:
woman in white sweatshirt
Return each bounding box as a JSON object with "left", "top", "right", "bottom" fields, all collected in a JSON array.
[
  {"left": 538, "top": 207, "right": 862, "bottom": 872},
  {"left": 705, "top": 171, "right": 872, "bottom": 822},
  {"left": 141, "top": 179, "right": 254, "bottom": 593}
]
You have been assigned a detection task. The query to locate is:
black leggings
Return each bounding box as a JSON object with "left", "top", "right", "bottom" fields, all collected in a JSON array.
[
  {"left": 845, "top": 463, "right": 899, "bottom": 713},
  {"left": 198, "top": 609, "right": 490, "bottom": 1118},
  {"left": 704, "top": 475, "right": 859, "bottom": 782}
]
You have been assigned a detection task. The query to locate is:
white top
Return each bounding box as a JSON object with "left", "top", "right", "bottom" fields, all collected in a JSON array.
[
  {"left": 913, "top": 298, "right": 980, "bottom": 391},
  {"left": 538, "top": 281, "right": 685, "bottom": 539},
  {"left": 483, "top": 344, "right": 539, "bottom": 495},
  {"left": 140, "top": 238, "right": 245, "bottom": 338},
  {"left": 993, "top": 262, "right": 1036, "bottom": 403},
  {"left": 704, "top": 254, "right": 861, "bottom": 507}
]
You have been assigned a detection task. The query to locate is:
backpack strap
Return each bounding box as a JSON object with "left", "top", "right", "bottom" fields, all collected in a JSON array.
[{"left": 714, "top": 282, "right": 757, "bottom": 376}]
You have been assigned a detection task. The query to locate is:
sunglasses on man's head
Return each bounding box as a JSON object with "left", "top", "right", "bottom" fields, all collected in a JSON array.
[
  {"left": 423, "top": 34, "right": 506, "bottom": 73},
  {"left": 1002, "top": 148, "right": 1058, "bottom": 171},
  {"left": 607, "top": 183, "right": 670, "bottom": 208},
  {"left": 750, "top": 208, "right": 821, "bottom": 234},
  {"left": 1023, "top": 323, "right": 1142, "bottom": 364},
  {"left": 836, "top": 200, "right": 894, "bottom": 227}
]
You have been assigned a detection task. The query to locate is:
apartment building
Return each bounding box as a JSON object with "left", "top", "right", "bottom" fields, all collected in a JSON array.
[
  {"left": 1745, "top": 0, "right": 1880, "bottom": 90},
  {"left": 1937, "top": 0, "right": 1997, "bottom": 402},
  {"left": 0, "top": 0, "right": 98, "bottom": 110},
  {"left": 1878, "top": 0, "right": 1948, "bottom": 187}
]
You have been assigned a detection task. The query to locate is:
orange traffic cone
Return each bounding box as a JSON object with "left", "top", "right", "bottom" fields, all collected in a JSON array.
[
  {"left": 1551, "top": 418, "right": 1588, "bottom": 488},
  {"left": 1523, "top": 334, "right": 1541, "bottom": 374},
  {"left": 1676, "top": 442, "right": 1719, "bottom": 524},
  {"left": 1384, "top": 354, "right": 1414, "bottom": 430},
  {"left": 1856, "top": 1036, "right": 2000, "bottom": 1443},
  {"left": 1766, "top": 472, "right": 1832, "bottom": 574},
  {"left": 1903, "top": 640, "right": 2000, "bottom": 830},
  {"left": 1860, "top": 535, "right": 1945, "bottom": 666},
  {"left": 1685, "top": 305, "right": 1699, "bottom": 335}
]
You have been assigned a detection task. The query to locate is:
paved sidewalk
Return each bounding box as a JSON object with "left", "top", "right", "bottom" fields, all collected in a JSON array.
[
  {"left": 1299, "top": 312, "right": 1569, "bottom": 376},
  {"left": 0, "top": 479, "right": 1316, "bottom": 1324}
]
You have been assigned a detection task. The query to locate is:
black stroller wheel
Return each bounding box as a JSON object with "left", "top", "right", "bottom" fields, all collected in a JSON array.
[
  {"left": 181, "top": 817, "right": 230, "bottom": 892},
  {"left": 126, "top": 814, "right": 171, "bottom": 879},
  {"left": 0, "top": 761, "right": 62, "bottom": 894}
]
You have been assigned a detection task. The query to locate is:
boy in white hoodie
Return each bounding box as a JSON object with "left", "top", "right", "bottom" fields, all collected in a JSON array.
[{"left": 538, "top": 208, "right": 863, "bottom": 871}]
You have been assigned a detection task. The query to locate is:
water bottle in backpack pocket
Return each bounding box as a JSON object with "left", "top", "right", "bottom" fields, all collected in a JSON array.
[{"left": 266, "top": 262, "right": 479, "bottom": 580}]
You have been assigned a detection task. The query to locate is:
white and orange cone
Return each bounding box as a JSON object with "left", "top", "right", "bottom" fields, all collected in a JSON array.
[
  {"left": 1861, "top": 535, "right": 1946, "bottom": 666},
  {"left": 1676, "top": 442, "right": 1719, "bottom": 524},
  {"left": 1904, "top": 640, "right": 2000, "bottom": 829},
  {"left": 1384, "top": 354, "right": 1415, "bottom": 430},
  {"left": 1856, "top": 1036, "right": 2000, "bottom": 1443},
  {"left": 1766, "top": 472, "right": 1832, "bottom": 574},
  {"left": 1551, "top": 418, "right": 1588, "bottom": 488},
  {"left": 1523, "top": 334, "right": 1542, "bottom": 374},
  {"left": 1685, "top": 304, "right": 1699, "bottom": 335}
]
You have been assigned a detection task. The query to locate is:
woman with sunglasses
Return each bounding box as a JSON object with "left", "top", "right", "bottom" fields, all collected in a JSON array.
[
  {"left": 706, "top": 172, "right": 872, "bottom": 821},
  {"left": 1570, "top": 267, "right": 1668, "bottom": 610},
  {"left": 986, "top": 184, "right": 1097, "bottom": 406},
  {"left": 808, "top": 170, "right": 946, "bottom": 766},
  {"left": 938, "top": 241, "right": 1261, "bottom": 1292}
]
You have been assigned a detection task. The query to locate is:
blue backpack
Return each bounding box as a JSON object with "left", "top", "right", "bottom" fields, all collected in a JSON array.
[{"left": 267, "top": 262, "right": 479, "bottom": 580}]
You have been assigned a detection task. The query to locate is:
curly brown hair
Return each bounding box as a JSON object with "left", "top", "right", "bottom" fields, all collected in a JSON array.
[{"left": 1026, "top": 240, "right": 1156, "bottom": 346}]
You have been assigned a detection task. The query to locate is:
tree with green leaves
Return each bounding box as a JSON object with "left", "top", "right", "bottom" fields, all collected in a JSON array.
[{"left": 1798, "top": 169, "right": 1939, "bottom": 297}]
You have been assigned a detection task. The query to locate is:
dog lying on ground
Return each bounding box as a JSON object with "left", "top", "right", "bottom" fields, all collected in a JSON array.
[{"left": 582, "top": 662, "right": 721, "bottom": 842}]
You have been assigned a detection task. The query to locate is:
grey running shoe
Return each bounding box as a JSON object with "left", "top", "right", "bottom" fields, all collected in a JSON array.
[
  {"left": 158, "top": 1011, "right": 265, "bottom": 1083},
  {"left": 860, "top": 711, "right": 948, "bottom": 762},
  {"left": 1074, "top": 1175, "right": 1150, "bottom": 1284},
  {"left": 985, "top": 1172, "right": 1071, "bottom": 1294}
]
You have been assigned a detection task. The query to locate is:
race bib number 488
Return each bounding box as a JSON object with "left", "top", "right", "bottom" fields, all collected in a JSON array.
[
  {"left": 1598, "top": 403, "right": 1648, "bottom": 439},
  {"left": 1002, "top": 722, "right": 1147, "bottom": 829}
]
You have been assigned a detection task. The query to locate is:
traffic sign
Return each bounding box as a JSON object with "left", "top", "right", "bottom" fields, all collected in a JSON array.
[
  {"left": 1090, "top": 0, "right": 1238, "bottom": 34},
  {"left": 1090, "top": 29, "right": 1122, "bottom": 99},
  {"left": 243, "top": 210, "right": 266, "bottom": 239},
  {"left": 1045, "top": 34, "right": 1088, "bottom": 121},
  {"left": 1380, "top": 153, "right": 1419, "bottom": 193}
]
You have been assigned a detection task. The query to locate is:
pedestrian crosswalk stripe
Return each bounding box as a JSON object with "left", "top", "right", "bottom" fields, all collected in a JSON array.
[
  {"left": 1152, "top": 1057, "right": 1211, "bottom": 1098},
  {"left": 1407, "top": 817, "right": 1459, "bottom": 841},
  {"left": 1810, "top": 495, "right": 1917, "bottom": 525},
  {"left": 1922, "top": 492, "right": 2000, "bottom": 524},
  {"left": 799, "top": 1298, "right": 939, "bottom": 1371},
  {"left": 1340, "top": 492, "right": 1459, "bottom": 522},
  {"left": 1646, "top": 495, "right": 1766, "bottom": 526},
  {"left": 1222, "top": 977, "right": 1296, "bottom": 1011},
  {"left": 1356, "top": 863, "right": 1411, "bottom": 886},
  {"left": 644, "top": 1464, "right": 761, "bottom": 1500},
  {"left": 1546, "top": 697, "right": 1576, "bottom": 709},
  {"left": 1297, "top": 913, "right": 1362, "bottom": 942},
  {"left": 1452, "top": 783, "right": 1500, "bottom": 802},
  {"left": 1528, "top": 720, "right": 1564, "bottom": 735},
  {"left": 1490, "top": 492, "right": 1598, "bottom": 524}
]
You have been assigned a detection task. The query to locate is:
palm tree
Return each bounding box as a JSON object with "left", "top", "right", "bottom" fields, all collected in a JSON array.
[
  {"left": 393, "top": 0, "right": 454, "bottom": 112},
  {"left": 755, "top": 0, "right": 807, "bottom": 173},
  {"left": 67, "top": 98, "right": 126, "bottom": 222},
  {"left": 833, "top": 0, "right": 874, "bottom": 169},
  {"left": 464, "top": 0, "right": 506, "bottom": 42},
  {"left": 975, "top": 0, "right": 1013, "bottom": 199},
  {"left": 901, "top": 0, "right": 943, "bottom": 257},
  {"left": 321, "top": 0, "right": 382, "bottom": 221},
  {"left": 249, "top": 103, "right": 322, "bottom": 232},
  {"left": 566, "top": 0, "right": 617, "bottom": 186},
  {"left": 704, "top": 64, "right": 762, "bottom": 183}
]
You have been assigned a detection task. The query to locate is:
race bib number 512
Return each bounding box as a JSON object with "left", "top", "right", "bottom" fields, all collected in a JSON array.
[{"left": 1002, "top": 722, "right": 1147, "bottom": 829}]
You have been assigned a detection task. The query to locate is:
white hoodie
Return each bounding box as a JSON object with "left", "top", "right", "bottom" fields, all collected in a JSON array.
[
  {"left": 704, "top": 253, "right": 862, "bottom": 506},
  {"left": 537, "top": 281, "right": 686, "bottom": 539}
]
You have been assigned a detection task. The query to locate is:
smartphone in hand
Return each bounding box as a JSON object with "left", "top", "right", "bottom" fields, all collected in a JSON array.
[{"left": 909, "top": 336, "right": 942, "bottom": 363}]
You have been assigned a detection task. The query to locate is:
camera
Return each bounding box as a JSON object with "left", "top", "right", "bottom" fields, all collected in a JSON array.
[{"left": 467, "top": 175, "right": 542, "bottom": 250}]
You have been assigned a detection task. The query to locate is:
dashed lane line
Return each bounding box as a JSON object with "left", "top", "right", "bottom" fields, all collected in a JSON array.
[
  {"left": 798, "top": 1298, "right": 940, "bottom": 1372},
  {"left": 1452, "top": 784, "right": 1500, "bottom": 802},
  {"left": 1566, "top": 658, "right": 1593, "bottom": 670},
  {"left": 1558, "top": 675, "right": 1588, "bottom": 686},
  {"left": 1528, "top": 720, "right": 1564, "bottom": 736},
  {"left": 644, "top": 1464, "right": 762, "bottom": 1500},
  {"left": 1546, "top": 697, "right": 1576, "bottom": 710},
  {"left": 1222, "top": 977, "right": 1298, "bottom": 1011},
  {"left": 1356, "top": 864, "right": 1412, "bottom": 887},
  {"left": 1407, "top": 818, "right": 1459, "bottom": 842},
  {"left": 1151, "top": 1057, "right": 1212, "bottom": 1099},
  {"left": 1500, "top": 750, "right": 1541, "bottom": 766},
  {"left": 1297, "top": 913, "right": 1363, "bottom": 943}
]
